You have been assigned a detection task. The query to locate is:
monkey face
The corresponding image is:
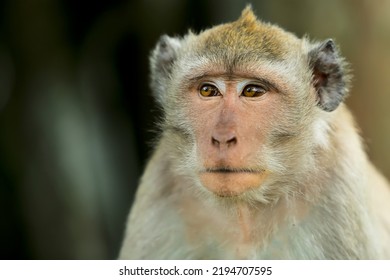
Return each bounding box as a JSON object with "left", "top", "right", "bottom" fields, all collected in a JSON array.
[
  {"left": 184, "top": 73, "right": 287, "bottom": 197},
  {"left": 150, "top": 7, "right": 349, "bottom": 200}
]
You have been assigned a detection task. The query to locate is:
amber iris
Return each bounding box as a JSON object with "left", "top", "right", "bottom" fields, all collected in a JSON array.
[
  {"left": 199, "top": 85, "right": 220, "bottom": 97},
  {"left": 242, "top": 85, "right": 266, "bottom": 97}
]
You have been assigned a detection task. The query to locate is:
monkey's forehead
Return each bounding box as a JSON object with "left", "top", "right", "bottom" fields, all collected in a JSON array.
[{"left": 191, "top": 7, "right": 301, "bottom": 62}]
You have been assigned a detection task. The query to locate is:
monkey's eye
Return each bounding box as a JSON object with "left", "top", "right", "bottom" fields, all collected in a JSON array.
[
  {"left": 199, "top": 84, "right": 220, "bottom": 97},
  {"left": 242, "top": 85, "right": 267, "bottom": 97}
]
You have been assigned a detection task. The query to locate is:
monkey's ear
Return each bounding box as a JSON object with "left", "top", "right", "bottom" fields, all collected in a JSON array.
[
  {"left": 150, "top": 35, "right": 182, "bottom": 105},
  {"left": 308, "top": 39, "right": 350, "bottom": 112}
]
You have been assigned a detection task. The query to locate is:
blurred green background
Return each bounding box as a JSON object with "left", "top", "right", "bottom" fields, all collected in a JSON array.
[{"left": 0, "top": 0, "right": 389, "bottom": 259}]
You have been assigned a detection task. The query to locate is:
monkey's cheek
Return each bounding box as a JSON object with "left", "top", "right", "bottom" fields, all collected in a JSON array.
[{"left": 199, "top": 172, "right": 269, "bottom": 197}]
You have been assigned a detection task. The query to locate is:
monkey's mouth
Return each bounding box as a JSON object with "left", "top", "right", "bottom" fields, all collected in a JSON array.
[
  {"left": 199, "top": 167, "right": 268, "bottom": 197},
  {"left": 203, "top": 167, "right": 263, "bottom": 174}
]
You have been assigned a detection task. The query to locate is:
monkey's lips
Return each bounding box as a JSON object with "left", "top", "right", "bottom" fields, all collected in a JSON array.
[{"left": 199, "top": 168, "right": 269, "bottom": 197}]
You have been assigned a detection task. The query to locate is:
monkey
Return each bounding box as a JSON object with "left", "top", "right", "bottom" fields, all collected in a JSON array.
[{"left": 119, "top": 6, "right": 390, "bottom": 259}]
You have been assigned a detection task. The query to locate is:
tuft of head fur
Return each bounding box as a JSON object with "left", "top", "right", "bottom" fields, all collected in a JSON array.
[
  {"left": 196, "top": 5, "right": 301, "bottom": 65},
  {"left": 240, "top": 5, "right": 258, "bottom": 22}
]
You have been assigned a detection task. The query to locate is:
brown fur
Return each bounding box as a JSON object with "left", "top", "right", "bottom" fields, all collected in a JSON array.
[
  {"left": 198, "top": 7, "right": 300, "bottom": 60},
  {"left": 119, "top": 6, "right": 390, "bottom": 259}
]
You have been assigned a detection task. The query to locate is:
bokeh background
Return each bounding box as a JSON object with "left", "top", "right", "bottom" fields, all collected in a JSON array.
[{"left": 1, "top": 0, "right": 389, "bottom": 259}]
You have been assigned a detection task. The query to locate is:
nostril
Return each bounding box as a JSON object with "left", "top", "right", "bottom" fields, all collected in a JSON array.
[
  {"left": 211, "top": 134, "right": 237, "bottom": 148},
  {"left": 211, "top": 137, "right": 220, "bottom": 147},
  {"left": 226, "top": 136, "right": 237, "bottom": 146}
]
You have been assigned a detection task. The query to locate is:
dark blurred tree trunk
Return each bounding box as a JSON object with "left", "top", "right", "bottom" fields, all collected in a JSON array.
[
  {"left": 2, "top": 0, "right": 104, "bottom": 259},
  {"left": 346, "top": 0, "right": 390, "bottom": 177},
  {"left": 1, "top": 0, "right": 140, "bottom": 259}
]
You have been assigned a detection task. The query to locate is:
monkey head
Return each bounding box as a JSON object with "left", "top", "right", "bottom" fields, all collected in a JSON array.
[{"left": 149, "top": 6, "right": 350, "bottom": 201}]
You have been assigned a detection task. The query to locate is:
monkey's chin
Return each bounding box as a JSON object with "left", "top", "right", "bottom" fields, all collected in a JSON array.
[{"left": 199, "top": 170, "right": 269, "bottom": 197}]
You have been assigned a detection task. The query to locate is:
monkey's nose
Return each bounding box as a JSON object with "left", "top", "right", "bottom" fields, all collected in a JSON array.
[{"left": 211, "top": 131, "right": 237, "bottom": 148}]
